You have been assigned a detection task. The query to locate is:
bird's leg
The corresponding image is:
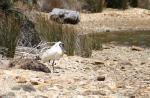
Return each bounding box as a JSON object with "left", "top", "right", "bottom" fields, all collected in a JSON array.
[
  {"left": 52, "top": 60, "right": 55, "bottom": 72},
  {"left": 49, "top": 60, "right": 51, "bottom": 63}
]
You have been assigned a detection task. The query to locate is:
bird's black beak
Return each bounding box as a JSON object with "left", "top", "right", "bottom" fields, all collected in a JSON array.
[
  {"left": 62, "top": 43, "right": 67, "bottom": 53},
  {"left": 60, "top": 43, "right": 66, "bottom": 53}
]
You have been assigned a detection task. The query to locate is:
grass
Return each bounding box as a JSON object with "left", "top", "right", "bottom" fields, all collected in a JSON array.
[
  {"left": 0, "top": 13, "right": 21, "bottom": 57},
  {"left": 35, "top": 14, "right": 76, "bottom": 56},
  {"left": 35, "top": 14, "right": 102, "bottom": 57},
  {"left": 84, "top": 0, "right": 104, "bottom": 12}
]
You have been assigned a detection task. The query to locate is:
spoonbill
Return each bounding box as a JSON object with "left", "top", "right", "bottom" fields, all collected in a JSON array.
[{"left": 40, "top": 41, "right": 65, "bottom": 72}]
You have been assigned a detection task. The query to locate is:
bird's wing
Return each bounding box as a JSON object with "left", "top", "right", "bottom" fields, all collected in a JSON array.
[{"left": 41, "top": 47, "right": 57, "bottom": 62}]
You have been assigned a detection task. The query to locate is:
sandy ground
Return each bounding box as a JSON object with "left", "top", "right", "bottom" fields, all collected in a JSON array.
[
  {"left": 75, "top": 8, "right": 150, "bottom": 33},
  {"left": 0, "top": 44, "right": 150, "bottom": 98}
]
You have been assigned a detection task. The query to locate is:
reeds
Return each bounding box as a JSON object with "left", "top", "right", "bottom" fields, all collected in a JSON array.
[
  {"left": 85, "top": 0, "right": 104, "bottom": 12},
  {"left": 35, "top": 15, "right": 76, "bottom": 56},
  {"left": 0, "top": 13, "right": 21, "bottom": 57}
]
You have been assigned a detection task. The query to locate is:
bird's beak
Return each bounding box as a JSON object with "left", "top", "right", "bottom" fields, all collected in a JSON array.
[{"left": 61, "top": 43, "right": 66, "bottom": 53}]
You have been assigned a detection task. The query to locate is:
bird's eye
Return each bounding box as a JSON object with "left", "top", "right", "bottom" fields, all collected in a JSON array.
[{"left": 59, "top": 43, "right": 65, "bottom": 49}]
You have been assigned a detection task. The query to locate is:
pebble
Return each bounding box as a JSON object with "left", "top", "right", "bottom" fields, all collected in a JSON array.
[
  {"left": 15, "top": 76, "right": 27, "bottom": 83},
  {"left": 97, "top": 76, "right": 105, "bottom": 81},
  {"left": 35, "top": 95, "right": 48, "bottom": 98},
  {"left": 12, "top": 84, "right": 36, "bottom": 92},
  {"left": 131, "top": 46, "right": 144, "bottom": 51},
  {"left": 0, "top": 92, "right": 15, "bottom": 98}
]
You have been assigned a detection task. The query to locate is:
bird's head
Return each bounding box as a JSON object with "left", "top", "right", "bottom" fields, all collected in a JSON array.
[{"left": 55, "top": 41, "right": 66, "bottom": 53}]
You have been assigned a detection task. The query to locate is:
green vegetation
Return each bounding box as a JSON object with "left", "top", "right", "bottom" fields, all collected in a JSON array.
[
  {"left": 107, "top": 0, "right": 128, "bottom": 9},
  {"left": 0, "top": 0, "right": 24, "bottom": 58},
  {"left": 85, "top": 0, "right": 104, "bottom": 12},
  {"left": 35, "top": 15, "right": 76, "bottom": 56},
  {"left": 0, "top": 14, "right": 21, "bottom": 58}
]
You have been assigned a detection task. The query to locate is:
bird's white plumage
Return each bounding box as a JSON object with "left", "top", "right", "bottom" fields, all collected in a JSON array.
[{"left": 41, "top": 41, "right": 64, "bottom": 63}]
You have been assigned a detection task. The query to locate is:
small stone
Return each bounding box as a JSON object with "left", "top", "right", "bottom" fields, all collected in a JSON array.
[
  {"left": 130, "top": 95, "right": 135, "bottom": 98},
  {"left": 92, "top": 61, "right": 104, "bottom": 65},
  {"left": 106, "top": 29, "right": 110, "bottom": 32},
  {"left": 11, "top": 86, "right": 21, "bottom": 91},
  {"left": 30, "top": 81, "right": 39, "bottom": 85},
  {"left": 35, "top": 95, "right": 48, "bottom": 98},
  {"left": 97, "top": 76, "right": 105, "bottom": 81},
  {"left": 1, "top": 92, "right": 15, "bottom": 98},
  {"left": 121, "top": 66, "right": 125, "bottom": 71},
  {"left": 131, "top": 46, "right": 143, "bottom": 51},
  {"left": 141, "top": 62, "right": 146, "bottom": 65},
  {"left": 82, "top": 90, "right": 106, "bottom": 96},
  {"left": 30, "top": 78, "right": 45, "bottom": 85},
  {"left": 15, "top": 76, "right": 27, "bottom": 83},
  {"left": 12, "top": 84, "right": 36, "bottom": 92},
  {"left": 21, "top": 84, "right": 36, "bottom": 92}
]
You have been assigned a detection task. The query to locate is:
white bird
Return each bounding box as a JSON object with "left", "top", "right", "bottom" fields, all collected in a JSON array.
[{"left": 40, "top": 41, "right": 65, "bottom": 72}]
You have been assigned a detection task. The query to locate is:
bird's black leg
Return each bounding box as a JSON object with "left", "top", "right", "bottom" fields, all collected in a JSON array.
[{"left": 52, "top": 60, "right": 55, "bottom": 72}]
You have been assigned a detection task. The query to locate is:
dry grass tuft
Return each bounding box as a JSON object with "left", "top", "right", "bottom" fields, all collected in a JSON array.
[
  {"left": 0, "top": 13, "right": 21, "bottom": 57},
  {"left": 35, "top": 14, "right": 76, "bottom": 56}
]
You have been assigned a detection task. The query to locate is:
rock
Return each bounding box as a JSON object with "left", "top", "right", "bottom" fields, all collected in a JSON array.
[
  {"left": 11, "top": 86, "right": 21, "bottom": 91},
  {"left": 9, "top": 59, "right": 51, "bottom": 73},
  {"left": 131, "top": 46, "right": 144, "bottom": 51},
  {"left": 12, "top": 84, "right": 36, "bottom": 92},
  {"left": 97, "top": 76, "right": 105, "bottom": 81},
  {"left": 109, "top": 94, "right": 127, "bottom": 98},
  {"left": 130, "top": 95, "right": 135, "bottom": 98},
  {"left": 0, "top": 92, "right": 15, "bottom": 98},
  {"left": 15, "top": 76, "right": 27, "bottom": 83},
  {"left": 22, "top": 84, "right": 36, "bottom": 92},
  {"left": 92, "top": 61, "right": 104, "bottom": 65},
  {"left": 30, "top": 81, "right": 39, "bottom": 85},
  {"left": 30, "top": 78, "right": 44, "bottom": 85},
  {"left": 50, "top": 8, "right": 80, "bottom": 24},
  {"left": 35, "top": 95, "right": 48, "bottom": 98},
  {"left": 82, "top": 90, "right": 106, "bottom": 96},
  {"left": 120, "top": 66, "right": 126, "bottom": 71}
]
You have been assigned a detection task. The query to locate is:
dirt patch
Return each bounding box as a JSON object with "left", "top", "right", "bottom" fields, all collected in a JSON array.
[
  {"left": 75, "top": 8, "right": 150, "bottom": 33},
  {"left": 0, "top": 44, "right": 150, "bottom": 97}
]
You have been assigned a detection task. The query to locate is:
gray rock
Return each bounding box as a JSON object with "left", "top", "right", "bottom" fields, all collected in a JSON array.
[
  {"left": 11, "top": 84, "right": 36, "bottom": 92},
  {"left": 11, "top": 86, "right": 21, "bottom": 91},
  {"left": 50, "top": 8, "right": 80, "bottom": 24},
  {"left": 1, "top": 92, "right": 15, "bottom": 98},
  {"left": 21, "top": 84, "right": 36, "bottom": 92}
]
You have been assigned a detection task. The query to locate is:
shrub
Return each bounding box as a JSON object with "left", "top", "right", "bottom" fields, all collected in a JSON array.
[
  {"left": 0, "top": 13, "right": 21, "bottom": 57},
  {"left": 84, "top": 0, "right": 104, "bottom": 12},
  {"left": 107, "top": 0, "right": 128, "bottom": 9}
]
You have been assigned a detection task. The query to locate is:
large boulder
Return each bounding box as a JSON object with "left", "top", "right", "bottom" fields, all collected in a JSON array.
[{"left": 50, "top": 8, "right": 80, "bottom": 24}]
